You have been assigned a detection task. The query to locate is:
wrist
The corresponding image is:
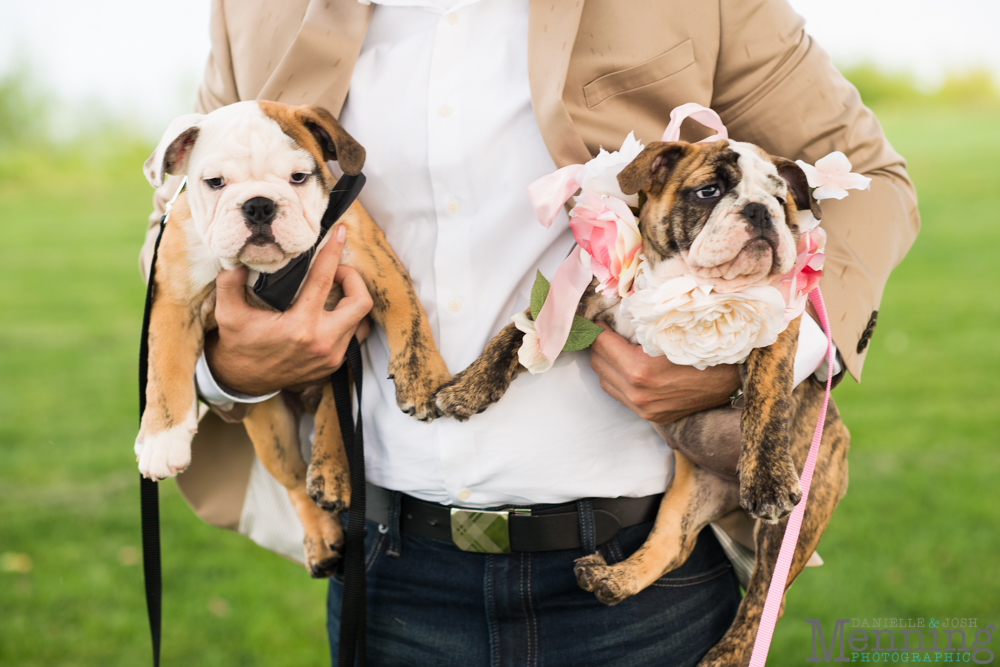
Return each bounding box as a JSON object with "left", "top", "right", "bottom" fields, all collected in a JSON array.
[{"left": 203, "top": 332, "right": 277, "bottom": 396}]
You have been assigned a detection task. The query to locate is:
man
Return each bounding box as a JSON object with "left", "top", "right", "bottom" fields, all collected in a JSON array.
[{"left": 142, "top": 0, "right": 918, "bottom": 664}]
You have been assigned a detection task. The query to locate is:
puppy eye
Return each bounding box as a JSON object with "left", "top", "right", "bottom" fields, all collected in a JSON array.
[
  {"left": 776, "top": 196, "right": 787, "bottom": 206},
  {"left": 204, "top": 177, "right": 225, "bottom": 189},
  {"left": 290, "top": 172, "right": 311, "bottom": 185},
  {"left": 695, "top": 185, "right": 720, "bottom": 199}
]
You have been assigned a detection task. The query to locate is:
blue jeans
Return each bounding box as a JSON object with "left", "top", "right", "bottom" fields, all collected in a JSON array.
[{"left": 327, "top": 505, "right": 741, "bottom": 667}]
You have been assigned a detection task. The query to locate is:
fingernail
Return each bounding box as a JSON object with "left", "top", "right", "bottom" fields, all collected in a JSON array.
[{"left": 336, "top": 225, "right": 346, "bottom": 242}]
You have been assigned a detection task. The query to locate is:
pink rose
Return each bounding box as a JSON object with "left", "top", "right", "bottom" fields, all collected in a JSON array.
[
  {"left": 777, "top": 211, "right": 827, "bottom": 321},
  {"left": 569, "top": 191, "right": 642, "bottom": 298}
]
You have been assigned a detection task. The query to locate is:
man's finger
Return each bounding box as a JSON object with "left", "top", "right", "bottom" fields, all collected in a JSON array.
[
  {"left": 295, "top": 224, "right": 347, "bottom": 313},
  {"left": 590, "top": 348, "right": 635, "bottom": 402},
  {"left": 592, "top": 356, "right": 642, "bottom": 415},
  {"left": 319, "top": 266, "right": 373, "bottom": 338},
  {"left": 355, "top": 317, "right": 372, "bottom": 343},
  {"left": 591, "top": 321, "right": 648, "bottom": 368},
  {"left": 214, "top": 266, "right": 251, "bottom": 320}
]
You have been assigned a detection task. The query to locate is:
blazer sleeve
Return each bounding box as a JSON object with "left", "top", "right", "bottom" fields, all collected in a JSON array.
[
  {"left": 711, "top": 0, "right": 920, "bottom": 380},
  {"left": 140, "top": 0, "right": 241, "bottom": 281}
]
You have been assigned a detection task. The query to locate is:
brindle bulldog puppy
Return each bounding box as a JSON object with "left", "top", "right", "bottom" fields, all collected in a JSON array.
[
  {"left": 136, "top": 101, "right": 451, "bottom": 577},
  {"left": 435, "top": 140, "right": 850, "bottom": 666}
]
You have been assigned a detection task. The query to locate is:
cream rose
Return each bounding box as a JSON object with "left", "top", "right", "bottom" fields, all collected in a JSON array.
[
  {"left": 620, "top": 270, "right": 789, "bottom": 369},
  {"left": 511, "top": 311, "right": 553, "bottom": 374}
]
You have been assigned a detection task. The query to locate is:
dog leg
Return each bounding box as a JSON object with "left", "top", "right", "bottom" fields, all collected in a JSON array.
[
  {"left": 306, "top": 381, "right": 352, "bottom": 513},
  {"left": 574, "top": 451, "right": 739, "bottom": 605},
  {"left": 338, "top": 204, "right": 451, "bottom": 421},
  {"left": 737, "top": 316, "right": 803, "bottom": 522},
  {"left": 136, "top": 220, "right": 212, "bottom": 481},
  {"left": 433, "top": 321, "right": 526, "bottom": 420},
  {"left": 698, "top": 382, "right": 850, "bottom": 667},
  {"left": 243, "top": 394, "right": 345, "bottom": 578}
]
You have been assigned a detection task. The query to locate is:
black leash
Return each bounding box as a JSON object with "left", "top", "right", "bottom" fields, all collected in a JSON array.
[
  {"left": 139, "top": 215, "right": 167, "bottom": 667},
  {"left": 332, "top": 338, "right": 367, "bottom": 667},
  {"left": 138, "top": 173, "right": 367, "bottom": 666}
]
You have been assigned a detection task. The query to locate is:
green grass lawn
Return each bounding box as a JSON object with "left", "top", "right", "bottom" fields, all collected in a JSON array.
[{"left": 1, "top": 104, "right": 998, "bottom": 665}]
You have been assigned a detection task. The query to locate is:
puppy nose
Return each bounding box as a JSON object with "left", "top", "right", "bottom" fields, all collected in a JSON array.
[
  {"left": 242, "top": 197, "right": 277, "bottom": 226},
  {"left": 741, "top": 202, "right": 771, "bottom": 229}
]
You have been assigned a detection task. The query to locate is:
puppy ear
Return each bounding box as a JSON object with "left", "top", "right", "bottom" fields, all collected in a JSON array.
[
  {"left": 618, "top": 142, "right": 693, "bottom": 196},
  {"left": 773, "top": 157, "right": 822, "bottom": 221},
  {"left": 143, "top": 113, "right": 205, "bottom": 188},
  {"left": 296, "top": 106, "right": 366, "bottom": 175}
]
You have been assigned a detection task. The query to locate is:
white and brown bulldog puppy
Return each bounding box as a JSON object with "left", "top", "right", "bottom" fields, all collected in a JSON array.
[
  {"left": 435, "top": 140, "right": 850, "bottom": 666},
  {"left": 137, "top": 100, "right": 450, "bottom": 576}
]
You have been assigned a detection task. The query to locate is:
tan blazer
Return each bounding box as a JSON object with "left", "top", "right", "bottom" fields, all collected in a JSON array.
[{"left": 143, "top": 0, "right": 919, "bottom": 534}]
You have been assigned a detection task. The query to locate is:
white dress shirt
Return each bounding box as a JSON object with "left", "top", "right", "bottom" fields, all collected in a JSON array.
[{"left": 198, "top": 0, "right": 835, "bottom": 508}]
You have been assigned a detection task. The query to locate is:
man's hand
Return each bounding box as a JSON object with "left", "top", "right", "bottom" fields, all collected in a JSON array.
[
  {"left": 205, "top": 225, "right": 374, "bottom": 396},
  {"left": 589, "top": 322, "right": 741, "bottom": 424}
]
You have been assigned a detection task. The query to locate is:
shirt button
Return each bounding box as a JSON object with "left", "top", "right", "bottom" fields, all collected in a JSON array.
[
  {"left": 447, "top": 12, "right": 459, "bottom": 25},
  {"left": 445, "top": 200, "right": 460, "bottom": 214},
  {"left": 438, "top": 105, "right": 452, "bottom": 118},
  {"left": 448, "top": 299, "right": 462, "bottom": 313},
  {"left": 457, "top": 488, "right": 472, "bottom": 501}
]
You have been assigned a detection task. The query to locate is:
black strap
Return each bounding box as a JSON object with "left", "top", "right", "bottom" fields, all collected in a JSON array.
[
  {"left": 139, "top": 216, "right": 167, "bottom": 667},
  {"left": 253, "top": 172, "right": 366, "bottom": 311},
  {"left": 332, "top": 338, "right": 366, "bottom": 667}
]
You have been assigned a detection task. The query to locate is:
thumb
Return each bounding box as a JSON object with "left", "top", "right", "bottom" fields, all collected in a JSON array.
[{"left": 214, "top": 266, "right": 250, "bottom": 317}]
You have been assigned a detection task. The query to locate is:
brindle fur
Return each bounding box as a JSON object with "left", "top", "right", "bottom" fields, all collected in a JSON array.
[
  {"left": 434, "top": 320, "right": 526, "bottom": 421},
  {"left": 140, "top": 191, "right": 450, "bottom": 577},
  {"left": 433, "top": 139, "right": 850, "bottom": 664}
]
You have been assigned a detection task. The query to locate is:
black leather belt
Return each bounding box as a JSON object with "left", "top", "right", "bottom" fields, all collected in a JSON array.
[{"left": 366, "top": 483, "right": 661, "bottom": 554}]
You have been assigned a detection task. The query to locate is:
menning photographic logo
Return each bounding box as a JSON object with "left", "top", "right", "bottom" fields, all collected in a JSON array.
[{"left": 806, "top": 618, "right": 995, "bottom": 663}]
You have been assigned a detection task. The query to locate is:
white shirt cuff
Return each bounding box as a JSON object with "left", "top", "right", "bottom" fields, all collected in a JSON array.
[
  {"left": 793, "top": 313, "right": 843, "bottom": 388},
  {"left": 195, "top": 352, "right": 280, "bottom": 407}
]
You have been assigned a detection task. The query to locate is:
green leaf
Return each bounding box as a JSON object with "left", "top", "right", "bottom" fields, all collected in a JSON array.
[
  {"left": 562, "top": 315, "right": 604, "bottom": 352},
  {"left": 529, "top": 270, "right": 550, "bottom": 320}
]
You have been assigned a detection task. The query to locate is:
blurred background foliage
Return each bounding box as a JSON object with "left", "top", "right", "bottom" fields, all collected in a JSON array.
[{"left": 0, "top": 62, "right": 998, "bottom": 665}]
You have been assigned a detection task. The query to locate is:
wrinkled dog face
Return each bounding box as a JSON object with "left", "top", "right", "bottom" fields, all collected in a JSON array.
[
  {"left": 144, "top": 101, "right": 365, "bottom": 273},
  {"left": 618, "top": 140, "right": 818, "bottom": 293}
]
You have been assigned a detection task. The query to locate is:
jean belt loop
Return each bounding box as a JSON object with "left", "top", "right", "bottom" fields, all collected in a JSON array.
[
  {"left": 576, "top": 498, "right": 597, "bottom": 555},
  {"left": 386, "top": 490, "right": 403, "bottom": 558}
]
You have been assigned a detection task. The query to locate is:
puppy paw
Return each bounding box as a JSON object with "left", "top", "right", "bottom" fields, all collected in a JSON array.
[
  {"left": 433, "top": 367, "right": 509, "bottom": 422},
  {"left": 573, "top": 553, "right": 635, "bottom": 606},
  {"left": 737, "top": 454, "right": 802, "bottom": 523},
  {"left": 389, "top": 356, "right": 451, "bottom": 423},
  {"left": 306, "top": 461, "right": 351, "bottom": 513},
  {"left": 303, "top": 516, "right": 345, "bottom": 579},
  {"left": 135, "top": 422, "right": 196, "bottom": 481},
  {"left": 696, "top": 632, "right": 755, "bottom": 667}
]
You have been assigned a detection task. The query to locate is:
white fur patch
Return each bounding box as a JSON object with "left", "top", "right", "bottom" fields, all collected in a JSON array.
[
  {"left": 135, "top": 399, "right": 199, "bottom": 480},
  {"left": 684, "top": 141, "right": 797, "bottom": 293}
]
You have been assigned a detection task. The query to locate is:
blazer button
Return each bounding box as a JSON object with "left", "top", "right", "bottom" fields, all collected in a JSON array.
[{"left": 856, "top": 310, "right": 878, "bottom": 353}]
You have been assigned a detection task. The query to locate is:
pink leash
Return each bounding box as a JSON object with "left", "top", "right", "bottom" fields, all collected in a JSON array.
[{"left": 748, "top": 287, "right": 835, "bottom": 666}]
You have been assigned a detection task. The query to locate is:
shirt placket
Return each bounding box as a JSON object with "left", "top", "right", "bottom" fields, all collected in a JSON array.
[{"left": 426, "top": 4, "right": 483, "bottom": 504}]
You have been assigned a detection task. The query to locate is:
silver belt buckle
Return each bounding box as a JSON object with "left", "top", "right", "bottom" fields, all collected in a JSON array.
[{"left": 450, "top": 508, "right": 529, "bottom": 554}]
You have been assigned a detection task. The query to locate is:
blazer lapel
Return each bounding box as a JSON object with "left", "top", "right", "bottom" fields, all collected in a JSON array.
[
  {"left": 257, "top": 0, "right": 373, "bottom": 117},
  {"left": 527, "top": 0, "right": 592, "bottom": 167}
]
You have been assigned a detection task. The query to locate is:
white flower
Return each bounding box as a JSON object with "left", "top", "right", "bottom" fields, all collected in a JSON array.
[
  {"left": 511, "top": 311, "right": 553, "bottom": 374},
  {"left": 795, "top": 151, "right": 872, "bottom": 201},
  {"left": 576, "top": 131, "right": 645, "bottom": 207},
  {"left": 620, "top": 270, "right": 789, "bottom": 369}
]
